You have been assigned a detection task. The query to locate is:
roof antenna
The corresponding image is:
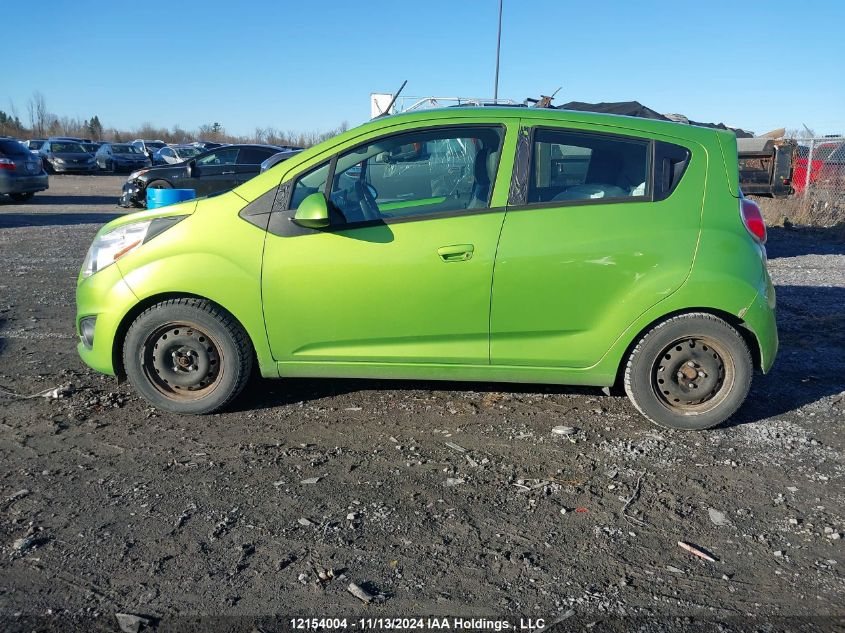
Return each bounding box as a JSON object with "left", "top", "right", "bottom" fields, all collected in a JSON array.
[{"left": 376, "top": 80, "right": 408, "bottom": 118}]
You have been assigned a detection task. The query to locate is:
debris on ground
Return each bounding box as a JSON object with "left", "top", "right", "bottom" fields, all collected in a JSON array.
[
  {"left": 114, "top": 613, "right": 153, "bottom": 633},
  {"left": 678, "top": 541, "right": 717, "bottom": 562},
  {"left": 300, "top": 475, "right": 324, "bottom": 484},
  {"left": 551, "top": 425, "right": 577, "bottom": 436},
  {"left": 708, "top": 508, "right": 730, "bottom": 526},
  {"left": 348, "top": 581, "right": 381, "bottom": 604}
]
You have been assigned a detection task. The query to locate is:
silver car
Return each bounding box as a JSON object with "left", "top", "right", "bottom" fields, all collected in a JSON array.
[{"left": 152, "top": 144, "right": 202, "bottom": 165}]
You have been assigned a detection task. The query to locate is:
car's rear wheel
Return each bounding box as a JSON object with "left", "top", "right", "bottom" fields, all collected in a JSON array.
[
  {"left": 624, "top": 313, "right": 753, "bottom": 430},
  {"left": 123, "top": 298, "right": 253, "bottom": 414},
  {"left": 9, "top": 192, "right": 35, "bottom": 202}
]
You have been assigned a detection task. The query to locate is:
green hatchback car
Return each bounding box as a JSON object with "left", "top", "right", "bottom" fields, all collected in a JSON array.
[{"left": 76, "top": 107, "right": 777, "bottom": 430}]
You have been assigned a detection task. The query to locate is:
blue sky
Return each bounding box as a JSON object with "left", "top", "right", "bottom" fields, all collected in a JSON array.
[{"left": 3, "top": 0, "right": 843, "bottom": 137}]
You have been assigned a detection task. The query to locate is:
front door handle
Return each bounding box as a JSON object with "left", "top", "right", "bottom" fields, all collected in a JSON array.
[
  {"left": 221, "top": 170, "right": 235, "bottom": 175},
  {"left": 437, "top": 244, "right": 474, "bottom": 262}
]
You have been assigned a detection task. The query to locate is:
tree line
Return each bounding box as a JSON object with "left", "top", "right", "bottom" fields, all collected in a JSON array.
[{"left": 1, "top": 91, "right": 348, "bottom": 148}]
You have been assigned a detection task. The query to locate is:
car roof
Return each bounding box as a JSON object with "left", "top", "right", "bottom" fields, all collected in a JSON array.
[{"left": 365, "top": 106, "right": 724, "bottom": 142}]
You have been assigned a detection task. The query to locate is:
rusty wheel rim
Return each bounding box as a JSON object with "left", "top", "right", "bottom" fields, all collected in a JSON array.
[
  {"left": 141, "top": 322, "right": 224, "bottom": 401},
  {"left": 651, "top": 336, "right": 734, "bottom": 414}
]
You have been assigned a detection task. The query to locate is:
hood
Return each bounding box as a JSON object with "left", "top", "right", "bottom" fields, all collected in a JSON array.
[{"left": 94, "top": 199, "right": 198, "bottom": 237}]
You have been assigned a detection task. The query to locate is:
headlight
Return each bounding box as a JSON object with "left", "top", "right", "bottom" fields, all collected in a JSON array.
[
  {"left": 80, "top": 216, "right": 186, "bottom": 278},
  {"left": 54, "top": 158, "right": 66, "bottom": 164}
]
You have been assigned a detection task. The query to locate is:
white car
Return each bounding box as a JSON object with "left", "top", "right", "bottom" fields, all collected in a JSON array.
[{"left": 152, "top": 144, "right": 202, "bottom": 165}]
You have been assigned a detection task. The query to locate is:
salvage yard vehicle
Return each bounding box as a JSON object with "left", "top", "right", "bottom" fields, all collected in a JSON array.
[
  {"left": 131, "top": 139, "right": 167, "bottom": 161},
  {"left": 77, "top": 108, "right": 778, "bottom": 430},
  {"left": 95, "top": 143, "right": 151, "bottom": 172},
  {"left": 119, "top": 144, "right": 287, "bottom": 207},
  {"left": 737, "top": 137, "right": 795, "bottom": 198},
  {"left": 38, "top": 140, "right": 98, "bottom": 174},
  {"left": 0, "top": 138, "right": 49, "bottom": 201},
  {"left": 152, "top": 144, "right": 201, "bottom": 165}
]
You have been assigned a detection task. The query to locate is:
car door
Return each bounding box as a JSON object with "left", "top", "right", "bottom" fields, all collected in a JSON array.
[
  {"left": 261, "top": 121, "right": 515, "bottom": 368},
  {"left": 192, "top": 147, "right": 240, "bottom": 195},
  {"left": 490, "top": 121, "right": 704, "bottom": 368}
]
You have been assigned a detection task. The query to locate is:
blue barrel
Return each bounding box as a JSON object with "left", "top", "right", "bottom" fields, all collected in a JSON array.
[{"left": 147, "top": 188, "right": 196, "bottom": 209}]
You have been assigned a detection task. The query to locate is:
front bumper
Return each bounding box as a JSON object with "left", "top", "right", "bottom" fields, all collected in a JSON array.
[
  {"left": 52, "top": 162, "right": 98, "bottom": 173},
  {"left": 0, "top": 172, "right": 49, "bottom": 194},
  {"left": 76, "top": 262, "right": 139, "bottom": 376},
  {"left": 120, "top": 180, "right": 145, "bottom": 208}
]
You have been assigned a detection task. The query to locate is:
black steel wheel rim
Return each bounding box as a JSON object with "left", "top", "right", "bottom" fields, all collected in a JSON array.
[
  {"left": 141, "top": 322, "right": 223, "bottom": 401},
  {"left": 651, "top": 336, "right": 734, "bottom": 414}
]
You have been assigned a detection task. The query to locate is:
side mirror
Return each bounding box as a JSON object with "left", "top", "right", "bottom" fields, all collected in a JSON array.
[
  {"left": 186, "top": 159, "right": 196, "bottom": 177},
  {"left": 292, "top": 192, "right": 330, "bottom": 228}
]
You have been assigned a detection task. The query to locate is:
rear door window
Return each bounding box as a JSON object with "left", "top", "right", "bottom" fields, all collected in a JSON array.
[
  {"left": 238, "top": 148, "right": 275, "bottom": 164},
  {"left": 198, "top": 148, "right": 239, "bottom": 166},
  {"left": 528, "top": 129, "right": 650, "bottom": 204}
]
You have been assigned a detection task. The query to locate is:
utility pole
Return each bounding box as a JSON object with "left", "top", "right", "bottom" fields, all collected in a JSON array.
[{"left": 493, "top": 0, "right": 503, "bottom": 100}]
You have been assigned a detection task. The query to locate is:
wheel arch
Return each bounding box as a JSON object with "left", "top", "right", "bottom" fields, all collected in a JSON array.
[
  {"left": 611, "top": 307, "right": 763, "bottom": 388},
  {"left": 111, "top": 291, "right": 258, "bottom": 380}
]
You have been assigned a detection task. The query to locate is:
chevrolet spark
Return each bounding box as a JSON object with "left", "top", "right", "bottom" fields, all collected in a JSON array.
[{"left": 76, "top": 108, "right": 777, "bottom": 430}]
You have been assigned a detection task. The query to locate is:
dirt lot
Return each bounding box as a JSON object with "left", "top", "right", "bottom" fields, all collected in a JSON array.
[{"left": 0, "top": 176, "right": 843, "bottom": 631}]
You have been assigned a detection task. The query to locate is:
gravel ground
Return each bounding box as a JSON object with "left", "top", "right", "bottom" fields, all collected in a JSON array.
[{"left": 0, "top": 176, "right": 843, "bottom": 632}]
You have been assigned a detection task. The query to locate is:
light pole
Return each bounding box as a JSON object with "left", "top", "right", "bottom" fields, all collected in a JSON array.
[{"left": 493, "top": 0, "right": 503, "bottom": 100}]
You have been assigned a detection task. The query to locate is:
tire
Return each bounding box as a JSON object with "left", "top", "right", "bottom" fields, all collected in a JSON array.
[
  {"left": 9, "top": 192, "right": 35, "bottom": 202},
  {"left": 42, "top": 159, "right": 54, "bottom": 174},
  {"left": 123, "top": 298, "right": 253, "bottom": 414},
  {"left": 623, "top": 312, "right": 753, "bottom": 430},
  {"left": 147, "top": 179, "right": 172, "bottom": 189}
]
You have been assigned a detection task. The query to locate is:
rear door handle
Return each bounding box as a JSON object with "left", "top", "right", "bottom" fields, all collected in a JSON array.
[{"left": 437, "top": 244, "right": 474, "bottom": 262}]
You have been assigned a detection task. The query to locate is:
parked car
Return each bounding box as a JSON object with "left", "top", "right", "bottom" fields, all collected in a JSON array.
[
  {"left": 192, "top": 140, "right": 224, "bottom": 150},
  {"left": 80, "top": 142, "right": 102, "bottom": 154},
  {"left": 131, "top": 139, "right": 167, "bottom": 161},
  {"left": 94, "top": 143, "right": 151, "bottom": 172},
  {"left": 737, "top": 137, "right": 795, "bottom": 198},
  {"left": 0, "top": 138, "right": 49, "bottom": 201},
  {"left": 38, "top": 140, "right": 98, "bottom": 173},
  {"left": 80, "top": 108, "right": 777, "bottom": 430},
  {"left": 23, "top": 139, "right": 46, "bottom": 155},
  {"left": 793, "top": 141, "right": 843, "bottom": 193},
  {"left": 119, "top": 144, "right": 286, "bottom": 207},
  {"left": 152, "top": 144, "right": 202, "bottom": 165},
  {"left": 259, "top": 149, "right": 303, "bottom": 172}
]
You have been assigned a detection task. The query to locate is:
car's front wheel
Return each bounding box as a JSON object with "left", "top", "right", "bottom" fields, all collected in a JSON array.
[
  {"left": 624, "top": 313, "right": 753, "bottom": 430},
  {"left": 9, "top": 192, "right": 35, "bottom": 202},
  {"left": 123, "top": 298, "right": 253, "bottom": 414}
]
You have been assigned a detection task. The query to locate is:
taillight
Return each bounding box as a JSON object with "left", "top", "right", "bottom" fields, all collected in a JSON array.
[
  {"left": 0, "top": 158, "right": 16, "bottom": 171},
  {"left": 740, "top": 197, "right": 766, "bottom": 243}
]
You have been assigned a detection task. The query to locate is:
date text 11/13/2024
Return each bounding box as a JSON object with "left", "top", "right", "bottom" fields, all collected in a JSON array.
[{"left": 289, "top": 617, "right": 547, "bottom": 631}]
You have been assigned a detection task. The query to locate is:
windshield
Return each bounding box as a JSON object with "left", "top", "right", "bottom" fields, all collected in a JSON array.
[
  {"left": 113, "top": 144, "right": 141, "bottom": 154},
  {"left": 52, "top": 143, "right": 86, "bottom": 153},
  {"left": 175, "top": 147, "right": 200, "bottom": 158},
  {"left": 147, "top": 142, "right": 166, "bottom": 149}
]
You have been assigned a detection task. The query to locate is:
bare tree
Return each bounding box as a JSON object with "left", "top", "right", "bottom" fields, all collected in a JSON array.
[{"left": 27, "top": 91, "right": 49, "bottom": 137}]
